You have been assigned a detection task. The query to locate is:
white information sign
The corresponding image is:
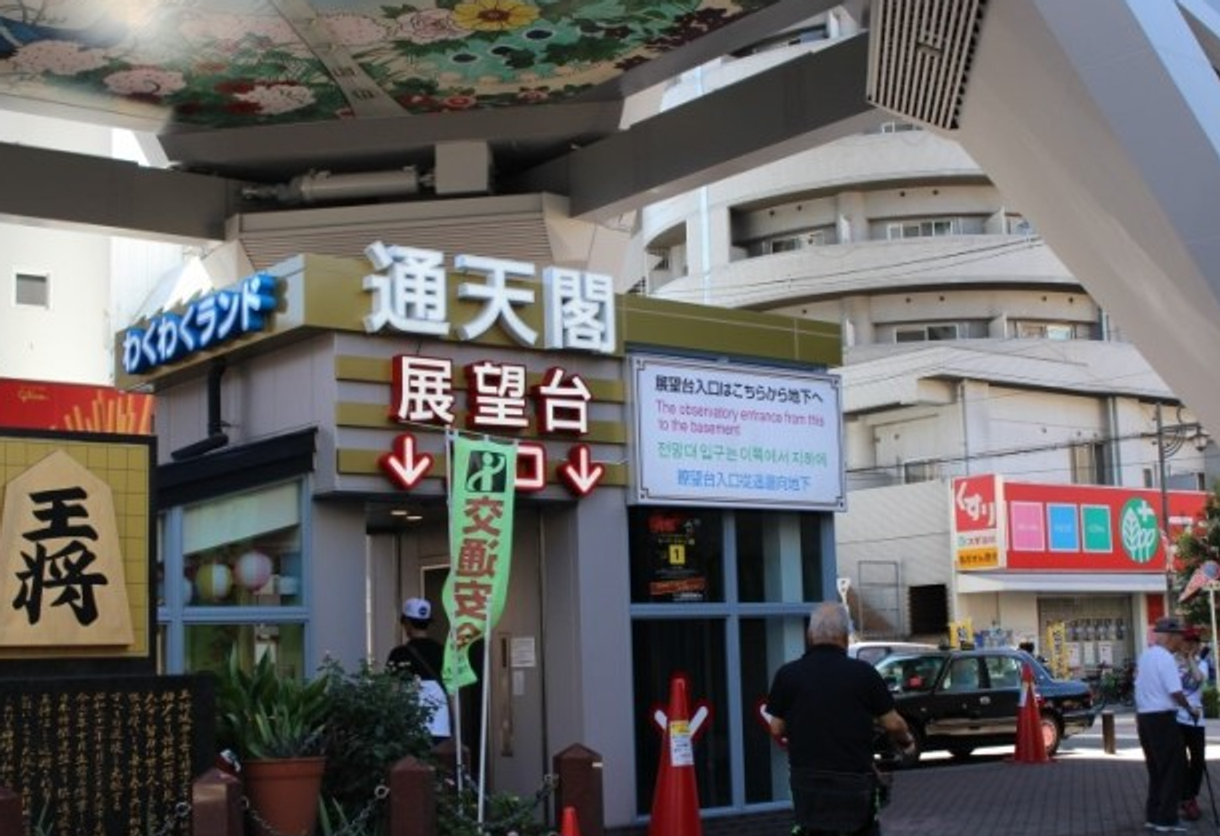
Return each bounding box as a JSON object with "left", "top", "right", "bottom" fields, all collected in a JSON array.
[
  {"left": 668, "top": 721, "right": 694, "bottom": 767},
  {"left": 510, "top": 636, "right": 536, "bottom": 668},
  {"left": 632, "top": 355, "right": 845, "bottom": 509}
]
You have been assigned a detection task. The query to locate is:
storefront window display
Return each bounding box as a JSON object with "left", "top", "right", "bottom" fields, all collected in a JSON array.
[
  {"left": 183, "top": 482, "right": 303, "bottom": 608},
  {"left": 630, "top": 506, "right": 830, "bottom": 815},
  {"left": 156, "top": 480, "right": 309, "bottom": 675}
]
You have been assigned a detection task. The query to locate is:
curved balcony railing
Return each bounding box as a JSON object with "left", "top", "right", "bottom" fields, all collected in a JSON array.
[{"left": 648, "top": 233, "right": 1074, "bottom": 310}]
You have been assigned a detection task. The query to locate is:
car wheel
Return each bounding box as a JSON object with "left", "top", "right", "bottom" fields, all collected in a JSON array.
[{"left": 1040, "top": 714, "right": 1062, "bottom": 755}]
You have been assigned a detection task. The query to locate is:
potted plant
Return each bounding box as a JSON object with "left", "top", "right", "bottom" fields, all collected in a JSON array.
[{"left": 214, "top": 650, "right": 332, "bottom": 836}]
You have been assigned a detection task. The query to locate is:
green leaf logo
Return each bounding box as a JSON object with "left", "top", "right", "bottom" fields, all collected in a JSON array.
[{"left": 1120, "top": 498, "right": 1159, "bottom": 563}]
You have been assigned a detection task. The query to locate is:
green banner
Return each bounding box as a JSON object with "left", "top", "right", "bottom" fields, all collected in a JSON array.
[{"left": 442, "top": 435, "right": 517, "bottom": 691}]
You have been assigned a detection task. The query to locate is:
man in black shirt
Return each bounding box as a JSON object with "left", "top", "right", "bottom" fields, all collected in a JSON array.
[
  {"left": 387, "top": 597, "right": 450, "bottom": 739},
  {"left": 767, "top": 602, "right": 915, "bottom": 835}
]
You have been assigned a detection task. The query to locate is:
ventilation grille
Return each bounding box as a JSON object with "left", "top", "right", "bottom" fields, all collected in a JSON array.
[
  {"left": 234, "top": 209, "right": 556, "bottom": 272},
  {"left": 866, "top": 0, "right": 988, "bottom": 130}
]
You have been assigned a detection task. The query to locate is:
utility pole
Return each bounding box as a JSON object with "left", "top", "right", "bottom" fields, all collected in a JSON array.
[{"left": 1157, "top": 402, "right": 1173, "bottom": 612}]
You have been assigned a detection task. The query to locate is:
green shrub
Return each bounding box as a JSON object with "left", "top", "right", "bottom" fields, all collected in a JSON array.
[
  {"left": 319, "top": 658, "right": 435, "bottom": 817},
  {"left": 314, "top": 658, "right": 553, "bottom": 836}
]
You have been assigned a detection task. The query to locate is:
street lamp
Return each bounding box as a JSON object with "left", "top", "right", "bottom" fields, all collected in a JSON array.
[{"left": 1153, "top": 402, "right": 1210, "bottom": 610}]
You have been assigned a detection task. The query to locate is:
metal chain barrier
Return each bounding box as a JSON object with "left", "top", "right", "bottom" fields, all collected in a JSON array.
[
  {"left": 329, "top": 784, "right": 390, "bottom": 836},
  {"left": 444, "top": 770, "right": 559, "bottom": 835},
  {"left": 147, "top": 801, "right": 192, "bottom": 836},
  {"left": 242, "top": 784, "right": 389, "bottom": 836}
]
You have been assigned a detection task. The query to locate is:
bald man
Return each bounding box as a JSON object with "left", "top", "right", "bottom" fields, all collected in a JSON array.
[{"left": 767, "top": 602, "right": 914, "bottom": 836}]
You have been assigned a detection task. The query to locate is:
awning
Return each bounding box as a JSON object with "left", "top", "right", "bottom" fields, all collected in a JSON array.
[{"left": 956, "top": 572, "right": 1168, "bottom": 594}]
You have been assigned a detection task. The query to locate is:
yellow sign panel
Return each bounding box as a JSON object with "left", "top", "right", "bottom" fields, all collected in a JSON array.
[
  {"left": 1045, "top": 621, "right": 1070, "bottom": 679},
  {"left": 949, "top": 618, "right": 975, "bottom": 649},
  {"left": 956, "top": 549, "right": 1000, "bottom": 570},
  {"left": 0, "top": 438, "right": 149, "bottom": 658}
]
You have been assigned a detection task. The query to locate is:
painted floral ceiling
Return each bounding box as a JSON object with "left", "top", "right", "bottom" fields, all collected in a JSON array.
[{"left": 0, "top": 0, "right": 781, "bottom": 129}]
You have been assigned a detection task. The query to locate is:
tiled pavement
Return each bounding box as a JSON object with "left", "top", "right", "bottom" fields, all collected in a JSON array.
[{"left": 880, "top": 711, "right": 1220, "bottom": 836}]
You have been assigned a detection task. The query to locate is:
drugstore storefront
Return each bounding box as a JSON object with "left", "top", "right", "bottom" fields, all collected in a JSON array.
[
  {"left": 122, "top": 249, "right": 845, "bottom": 829},
  {"left": 952, "top": 475, "right": 1208, "bottom": 677}
]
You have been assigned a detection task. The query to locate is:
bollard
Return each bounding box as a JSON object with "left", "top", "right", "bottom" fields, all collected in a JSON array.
[
  {"left": 554, "top": 743, "right": 605, "bottom": 836},
  {"left": 1102, "top": 710, "right": 1116, "bottom": 755},
  {"left": 192, "top": 768, "right": 242, "bottom": 836},
  {"left": 431, "top": 736, "right": 472, "bottom": 782},
  {"left": 388, "top": 756, "right": 436, "bottom": 836},
  {"left": 0, "top": 786, "right": 22, "bottom": 836}
]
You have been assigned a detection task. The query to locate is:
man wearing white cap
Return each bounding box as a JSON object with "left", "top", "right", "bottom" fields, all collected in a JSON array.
[{"left": 388, "top": 597, "right": 451, "bottom": 740}]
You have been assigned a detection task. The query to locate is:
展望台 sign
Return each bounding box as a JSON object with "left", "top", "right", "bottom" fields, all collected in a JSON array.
[{"left": 632, "top": 356, "right": 844, "bottom": 510}]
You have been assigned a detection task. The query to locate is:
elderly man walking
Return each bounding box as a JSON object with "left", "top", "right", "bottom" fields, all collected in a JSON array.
[
  {"left": 1136, "top": 616, "right": 1202, "bottom": 833},
  {"left": 766, "top": 602, "right": 915, "bottom": 836}
]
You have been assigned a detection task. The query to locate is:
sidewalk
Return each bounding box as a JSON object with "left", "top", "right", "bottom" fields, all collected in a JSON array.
[{"left": 880, "top": 711, "right": 1220, "bottom": 835}]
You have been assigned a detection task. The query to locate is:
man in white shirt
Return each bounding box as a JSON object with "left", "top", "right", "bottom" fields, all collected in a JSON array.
[{"left": 1135, "top": 617, "right": 1201, "bottom": 833}]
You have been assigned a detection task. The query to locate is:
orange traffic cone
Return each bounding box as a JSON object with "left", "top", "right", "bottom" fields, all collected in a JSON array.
[
  {"left": 1012, "top": 662, "right": 1050, "bottom": 764},
  {"left": 560, "top": 805, "right": 582, "bottom": 836},
  {"left": 648, "top": 675, "right": 703, "bottom": 836}
]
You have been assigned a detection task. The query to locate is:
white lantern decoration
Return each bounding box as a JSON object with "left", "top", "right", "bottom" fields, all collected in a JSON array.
[
  {"left": 235, "top": 549, "right": 274, "bottom": 592},
  {"left": 195, "top": 562, "right": 233, "bottom": 601}
]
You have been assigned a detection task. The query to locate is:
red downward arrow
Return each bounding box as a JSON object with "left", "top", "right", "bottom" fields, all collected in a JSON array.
[
  {"left": 379, "top": 433, "right": 433, "bottom": 490},
  {"left": 558, "top": 444, "right": 604, "bottom": 496}
]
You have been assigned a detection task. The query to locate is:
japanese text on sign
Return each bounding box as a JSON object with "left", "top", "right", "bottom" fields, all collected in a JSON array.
[
  {"left": 442, "top": 436, "right": 517, "bottom": 691},
  {"left": 363, "top": 241, "right": 616, "bottom": 353},
  {"left": 122, "top": 273, "right": 278, "bottom": 374},
  {"left": 0, "top": 448, "right": 136, "bottom": 648},
  {"left": 633, "top": 356, "right": 845, "bottom": 510},
  {"left": 391, "top": 355, "right": 592, "bottom": 433},
  {"left": 14, "top": 486, "right": 107, "bottom": 627}
]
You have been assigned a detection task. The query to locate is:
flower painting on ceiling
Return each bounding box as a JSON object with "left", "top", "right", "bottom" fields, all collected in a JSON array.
[{"left": 0, "top": 0, "right": 777, "bottom": 127}]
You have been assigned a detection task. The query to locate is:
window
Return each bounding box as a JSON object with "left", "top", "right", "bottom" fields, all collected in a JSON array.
[
  {"left": 806, "top": 228, "right": 833, "bottom": 246},
  {"left": 766, "top": 236, "right": 802, "bottom": 254},
  {"left": 14, "top": 272, "right": 49, "bottom": 307},
  {"left": 158, "top": 480, "right": 309, "bottom": 675},
  {"left": 1016, "top": 321, "right": 1077, "bottom": 340},
  {"left": 985, "top": 654, "right": 1023, "bottom": 690},
  {"left": 629, "top": 507, "right": 832, "bottom": 814},
  {"left": 751, "top": 227, "right": 836, "bottom": 257},
  {"left": 885, "top": 219, "right": 958, "bottom": 239},
  {"left": 903, "top": 460, "right": 938, "bottom": 484},
  {"left": 896, "top": 324, "right": 959, "bottom": 343},
  {"left": 1070, "top": 443, "right": 1109, "bottom": 485},
  {"left": 943, "top": 658, "right": 981, "bottom": 692}
]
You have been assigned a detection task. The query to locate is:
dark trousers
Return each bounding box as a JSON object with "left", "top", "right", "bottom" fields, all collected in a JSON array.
[
  {"left": 1181, "top": 721, "right": 1206, "bottom": 800},
  {"left": 1138, "top": 710, "right": 1187, "bottom": 825}
]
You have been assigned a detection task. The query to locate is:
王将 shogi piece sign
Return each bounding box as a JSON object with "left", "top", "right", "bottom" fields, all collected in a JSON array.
[{"left": 0, "top": 431, "right": 153, "bottom": 668}]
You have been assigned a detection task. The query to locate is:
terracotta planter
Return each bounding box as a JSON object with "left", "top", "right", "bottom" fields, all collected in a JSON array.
[{"left": 243, "top": 756, "right": 326, "bottom": 836}]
